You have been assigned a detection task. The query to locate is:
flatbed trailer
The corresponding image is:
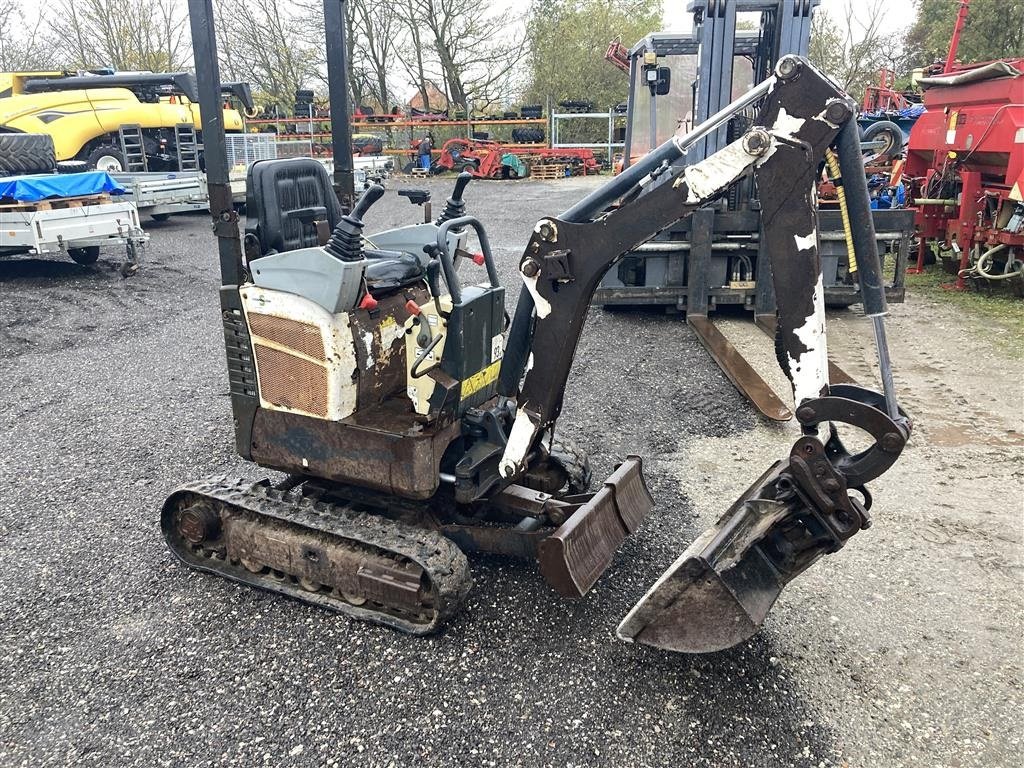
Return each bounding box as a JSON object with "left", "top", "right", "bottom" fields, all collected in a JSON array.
[
  {"left": 112, "top": 171, "right": 208, "bottom": 221},
  {"left": 0, "top": 193, "right": 147, "bottom": 265}
]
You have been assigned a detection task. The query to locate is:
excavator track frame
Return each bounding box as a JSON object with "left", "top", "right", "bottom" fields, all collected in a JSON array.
[{"left": 162, "top": 476, "right": 473, "bottom": 635}]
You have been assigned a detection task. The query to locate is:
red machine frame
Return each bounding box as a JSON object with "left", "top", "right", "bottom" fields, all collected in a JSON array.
[{"left": 433, "top": 138, "right": 600, "bottom": 179}]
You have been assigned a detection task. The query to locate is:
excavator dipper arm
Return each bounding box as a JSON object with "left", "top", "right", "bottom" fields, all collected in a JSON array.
[{"left": 495, "top": 56, "right": 912, "bottom": 652}]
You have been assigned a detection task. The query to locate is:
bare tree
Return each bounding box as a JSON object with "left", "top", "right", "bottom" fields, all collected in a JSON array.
[
  {"left": 397, "top": 0, "right": 526, "bottom": 112},
  {"left": 351, "top": 0, "right": 401, "bottom": 112},
  {"left": 394, "top": 0, "right": 434, "bottom": 110},
  {"left": 809, "top": 0, "right": 906, "bottom": 98},
  {"left": 213, "top": 0, "right": 319, "bottom": 113},
  {"left": 51, "top": 0, "right": 189, "bottom": 71},
  {"left": 0, "top": 0, "right": 53, "bottom": 71}
]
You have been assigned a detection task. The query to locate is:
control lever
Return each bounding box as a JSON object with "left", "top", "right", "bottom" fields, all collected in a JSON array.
[
  {"left": 435, "top": 172, "right": 473, "bottom": 225},
  {"left": 324, "top": 184, "right": 384, "bottom": 262},
  {"left": 398, "top": 188, "right": 432, "bottom": 223}
]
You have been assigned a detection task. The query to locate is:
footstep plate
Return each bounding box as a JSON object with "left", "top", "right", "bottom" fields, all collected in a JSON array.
[{"left": 538, "top": 456, "right": 654, "bottom": 598}]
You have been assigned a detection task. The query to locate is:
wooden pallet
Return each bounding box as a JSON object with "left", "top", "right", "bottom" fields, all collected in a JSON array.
[
  {"left": 530, "top": 164, "right": 570, "bottom": 180},
  {"left": 409, "top": 167, "right": 430, "bottom": 178},
  {"left": 0, "top": 193, "right": 113, "bottom": 212}
]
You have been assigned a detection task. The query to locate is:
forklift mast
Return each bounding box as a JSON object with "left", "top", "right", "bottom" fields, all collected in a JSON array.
[
  {"left": 622, "top": 0, "right": 817, "bottom": 166},
  {"left": 598, "top": 0, "right": 914, "bottom": 422}
]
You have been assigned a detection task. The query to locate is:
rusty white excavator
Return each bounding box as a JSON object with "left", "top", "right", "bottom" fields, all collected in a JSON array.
[{"left": 161, "top": 0, "right": 911, "bottom": 653}]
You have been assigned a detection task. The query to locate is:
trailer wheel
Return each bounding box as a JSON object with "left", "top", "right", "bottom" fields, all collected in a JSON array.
[
  {"left": 861, "top": 120, "right": 904, "bottom": 159},
  {"left": 69, "top": 246, "right": 101, "bottom": 265},
  {"left": 151, "top": 212, "right": 171, "bottom": 222},
  {"left": 87, "top": 145, "right": 128, "bottom": 173},
  {"left": 0, "top": 133, "right": 56, "bottom": 175}
]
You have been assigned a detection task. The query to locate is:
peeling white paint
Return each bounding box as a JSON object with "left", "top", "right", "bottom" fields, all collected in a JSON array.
[
  {"left": 522, "top": 272, "right": 552, "bottom": 318},
  {"left": 794, "top": 230, "right": 816, "bottom": 252},
  {"left": 682, "top": 138, "right": 773, "bottom": 203},
  {"left": 363, "top": 331, "right": 375, "bottom": 368},
  {"left": 773, "top": 107, "right": 805, "bottom": 137},
  {"left": 787, "top": 274, "right": 830, "bottom": 405},
  {"left": 500, "top": 409, "right": 538, "bottom": 477}
]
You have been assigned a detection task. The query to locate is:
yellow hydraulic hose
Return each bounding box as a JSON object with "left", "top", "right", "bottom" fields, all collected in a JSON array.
[{"left": 825, "top": 148, "right": 858, "bottom": 274}]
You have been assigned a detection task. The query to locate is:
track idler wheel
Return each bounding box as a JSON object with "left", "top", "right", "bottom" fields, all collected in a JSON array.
[{"left": 176, "top": 502, "right": 221, "bottom": 545}]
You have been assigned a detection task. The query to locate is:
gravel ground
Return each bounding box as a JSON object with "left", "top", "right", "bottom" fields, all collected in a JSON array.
[{"left": 0, "top": 176, "right": 1020, "bottom": 768}]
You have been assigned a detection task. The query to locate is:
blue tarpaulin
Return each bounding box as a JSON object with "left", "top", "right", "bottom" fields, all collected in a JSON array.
[{"left": 0, "top": 171, "right": 126, "bottom": 203}]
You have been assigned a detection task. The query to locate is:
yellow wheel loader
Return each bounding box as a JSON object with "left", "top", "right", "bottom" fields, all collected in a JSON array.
[{"left": 0, "top": 71, "right": 253, "bottom": 173}]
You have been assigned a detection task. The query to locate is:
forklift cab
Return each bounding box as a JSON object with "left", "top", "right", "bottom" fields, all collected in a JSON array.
[{"left": 622, "top": 0, "right": 817, "bottom": 168}]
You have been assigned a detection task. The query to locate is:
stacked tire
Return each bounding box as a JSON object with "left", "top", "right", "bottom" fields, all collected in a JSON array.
[
  {"left": 0, "top": 133, "right": 57, "bottom": 176},
  {"left": 511, "top": 128, "right": 544, "bottom": 143}
]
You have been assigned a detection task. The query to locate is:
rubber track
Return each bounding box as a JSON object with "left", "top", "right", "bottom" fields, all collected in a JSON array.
[{"left": 162, "top": 475, "right": 473, "bottom": 635}]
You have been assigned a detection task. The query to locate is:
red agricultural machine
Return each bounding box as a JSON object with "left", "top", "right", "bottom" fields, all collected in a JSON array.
[
  {"left": 903, "top": 1, "right": 1024, "bottom": 292},
  {"left": 432, "top": 138, "right": 600, "bottom": 180}
]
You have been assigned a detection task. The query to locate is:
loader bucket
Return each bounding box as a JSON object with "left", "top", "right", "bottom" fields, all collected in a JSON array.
[
  {"left": 617, "top": 497, "right": 793, "bottom": 653},
  {"left": 538, "top": 456, "right": 654, "bottom": 598}
]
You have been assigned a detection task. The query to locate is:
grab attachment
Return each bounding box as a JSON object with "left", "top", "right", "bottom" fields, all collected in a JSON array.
[{"left": 617, "top": 386, "right": 910, "bottom": 653}]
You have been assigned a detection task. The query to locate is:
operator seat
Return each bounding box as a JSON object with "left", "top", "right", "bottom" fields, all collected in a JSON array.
[
  {"left": 245, "top": 158, "right": 342, "bottom": 258},
  {"left": 246, "top": 158, "right": 426, "bottom": 298}
]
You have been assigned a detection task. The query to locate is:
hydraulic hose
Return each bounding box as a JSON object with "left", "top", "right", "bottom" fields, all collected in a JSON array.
[
  {"left": 824, "top": 148, "right": 858, "bottom": 275},
  {"left": 959, "top": 244, "right": 1023, "bottom": 280}
]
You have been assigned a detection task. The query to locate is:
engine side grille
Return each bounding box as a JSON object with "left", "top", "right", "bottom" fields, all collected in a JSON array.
[
  {"left": 247, "top": 312, "right": 327, "bottom": 361},
  {"left": 253, "top": 343, "right": 329, "bottom": 418}
]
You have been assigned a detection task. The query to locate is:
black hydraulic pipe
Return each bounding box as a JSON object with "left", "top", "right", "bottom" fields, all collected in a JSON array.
[
  {"left": 560, "top": 138, "right": 685, "bottom": 224},
  {"left": 835, "top": 118, "right": 887, "bottom": 318},
  {"left": 187, "top": 0, "right": 242, "bottom": 287},
  {"left": 23, "top": 72, "right": 200, "bottom": 102},
  {"left": 324, "top": 0, "right": 356, "bottom": 209},
  {"left": 502, "top": 134, "right": 686, "bottom": 395}
]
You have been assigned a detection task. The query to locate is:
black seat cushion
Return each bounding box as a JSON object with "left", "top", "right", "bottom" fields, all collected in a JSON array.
[
  {"left": 364, "top": 250, "right": 425, "bottom": 295},
  {"left": 245, "top": 159, "right": 342, "bottom": 257}
]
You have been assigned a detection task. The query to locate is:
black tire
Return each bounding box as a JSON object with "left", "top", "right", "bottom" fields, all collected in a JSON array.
[
  {"left": 511, "top": 127, "right": 545, "bottom": 143},
  {"left": 86, "top": 145, "right": 128, "bottom": 173},
  {"left": 0, "top": 133, "right": 56, "bottom": 175},
  {"left": 69, "top": 246, "right": 100, "bottom": 265},
  {"left": 862, "top": 120, "right": 904, "bottom": 158},
  {"left": 57, "top": 160, "right": 89, "bottom": 174},
  {"left": 151, "top": 212, "right": 171, "bottom": 222},
  {"left": 546, "top": 434, "right": 593, "bottom": 495}
]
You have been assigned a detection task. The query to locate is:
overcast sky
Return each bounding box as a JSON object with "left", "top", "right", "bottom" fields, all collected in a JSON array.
[
  {"left": 19, "top": 0, "right": 920, "bottom": 34},
  {"left": 663, "top": 0, "right": 916, "bottom": 32}
]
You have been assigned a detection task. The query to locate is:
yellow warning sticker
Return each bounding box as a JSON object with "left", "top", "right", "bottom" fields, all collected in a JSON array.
[{"left": 460, "top": 361, "right": 500, "bottom": 400}]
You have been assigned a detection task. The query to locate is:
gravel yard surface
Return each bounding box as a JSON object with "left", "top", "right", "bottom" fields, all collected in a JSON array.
[{"left": 0, "top": 175, "right": 1020, "bottom": 767}]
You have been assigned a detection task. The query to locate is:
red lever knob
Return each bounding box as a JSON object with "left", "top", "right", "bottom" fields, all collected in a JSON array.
[
  {"left": 405, "top": 299, "right": 422, "bottom": 316},
  {"left": 472, "top": 252, "right": 486, "bottom": 266},
  {"left": 359, "top": 293, "right": 378, "bottom": 311}
]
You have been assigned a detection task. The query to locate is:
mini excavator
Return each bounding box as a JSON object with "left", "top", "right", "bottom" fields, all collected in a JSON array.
[{"left": 164, "top": 0, "right": 911, "bottom": 653}]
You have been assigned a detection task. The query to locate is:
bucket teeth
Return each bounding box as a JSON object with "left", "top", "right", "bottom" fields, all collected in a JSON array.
[{"left": 538, "top": 456, "right": 654, "bottom": 597}]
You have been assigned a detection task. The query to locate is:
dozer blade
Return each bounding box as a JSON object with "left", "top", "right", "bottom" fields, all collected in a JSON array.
[
  {"left": 617, "top": 459, "right": 813, "bottom": 653},
  {"left": 538, "top": 456, "right": 654, "bottom": 598}
]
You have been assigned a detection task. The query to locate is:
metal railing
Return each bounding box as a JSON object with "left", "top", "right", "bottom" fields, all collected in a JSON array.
[{"left": 551, "top": 112, "right": 626, "bottom": 159}]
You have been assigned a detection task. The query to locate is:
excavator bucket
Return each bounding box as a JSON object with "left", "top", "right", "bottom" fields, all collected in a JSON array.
[
  {"left": 617, "top": 466, "right": 800, "bottom": 653},
  {"left": 538, "top": 456, "right": 654, "bottom": 598}
]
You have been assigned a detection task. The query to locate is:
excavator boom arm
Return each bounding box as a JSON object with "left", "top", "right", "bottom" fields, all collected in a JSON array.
[
  {"left": 499, "top": 57, "right": 861, "bottom": 475},
  {"left": 494, "top": 56, "right": 911, "bottom": 652}
]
